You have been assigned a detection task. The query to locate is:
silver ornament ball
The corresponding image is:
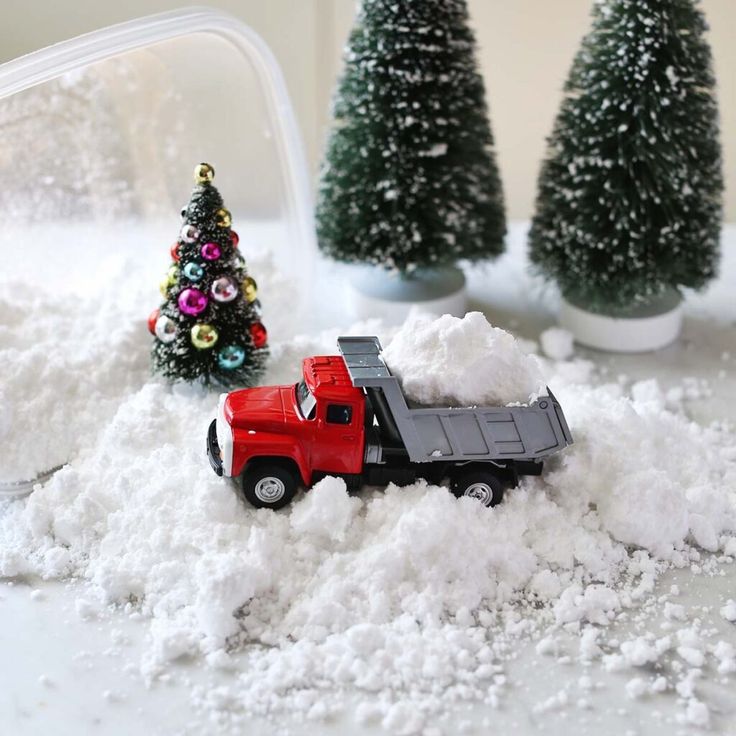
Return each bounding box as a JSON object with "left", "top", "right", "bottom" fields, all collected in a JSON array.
[
  {"left": 180, "top": 224, "right": 200, "bottom": 244},
  {"left": 154, "top": 314, "right": 177, "bottom": 343},
  {"left": 211, "top": 275, "right": 239, "bottom": 303}
]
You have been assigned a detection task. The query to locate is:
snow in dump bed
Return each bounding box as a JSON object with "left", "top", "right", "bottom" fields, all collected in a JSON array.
[
  {"left": 381, "top": 311, "right": 546, "bottom": 406},
  {"left": 2, "top": 243, "right": 736, "bottom": 733}
]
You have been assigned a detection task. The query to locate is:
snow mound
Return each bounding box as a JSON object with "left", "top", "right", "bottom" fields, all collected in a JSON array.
[
  {"left": 382, "top": 312, "right": 545, "bottom": 406},
  {"left": 2, "top": 256, "right": 736, "bottom": 732}
]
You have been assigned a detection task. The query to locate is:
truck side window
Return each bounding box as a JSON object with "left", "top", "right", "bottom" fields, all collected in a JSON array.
[{"left": 326, "top": 404, "right": 352, "bottom": 425}]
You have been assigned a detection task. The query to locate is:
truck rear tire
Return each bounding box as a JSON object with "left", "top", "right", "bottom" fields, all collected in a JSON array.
[
  {"left": 451, "top": 471, "right": 504, "bottom": 508},
  {"left": 243, "top": 463, "right": 298, "bottom": 510}
]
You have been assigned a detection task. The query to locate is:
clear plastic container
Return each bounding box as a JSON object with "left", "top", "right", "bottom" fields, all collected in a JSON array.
[
  {"left": 0, "top": 7, "right": 316, "bottom": 491},
  {"left": 0, "top": 6, "right": 316, "bottom": 332}
]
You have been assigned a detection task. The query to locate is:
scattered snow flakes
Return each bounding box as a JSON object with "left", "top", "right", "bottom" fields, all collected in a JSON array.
[
  {"left": 554, "top": 585, "right": 620, "bottom": 627},
  {"left": 579, "top": 627, "right": 603, "bottom": 661},
  {"left": 665, "top": 65, "right": 680, "bottom": 88},
  {"left": 676, "top": 645, "right": 705, "bottom": 668},
  {"left": 680, "top": 698, "right": 710, "bottom": 728},
  {"left": 625, "top": 676, "right": 648, "bottom": 699},
  {"left": 712, "top": 641, "right": 736, "bottom": 675},
  {"left": 422, "top": 143, "right": 448, "bottom": 157},
  {"left": 533, "top": 688, "right": 569, "bottom": 714},
  {"left": 535, "top": 636, "right": 559, "bottom": 657},
  {"left": 663, "top": 602, "right": 687, "bottom": 622}
]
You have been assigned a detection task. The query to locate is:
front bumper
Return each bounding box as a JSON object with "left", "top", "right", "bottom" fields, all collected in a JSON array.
[{"left": 207, "top": 419, "right": 223, "bottom": 476}]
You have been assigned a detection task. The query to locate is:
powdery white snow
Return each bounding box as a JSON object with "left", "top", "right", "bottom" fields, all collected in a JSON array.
[
  {"left": 540, "top": 326, "right": 575, "bottom": 361},
  {"left": 721, "top": 599, "right": 736, "bottom": 622},
  {"left": 382, "top": 311, "right": 545, "bottom": 406},
  {"left": 1, "top": 247, "right": 736, "bottom": 732}
]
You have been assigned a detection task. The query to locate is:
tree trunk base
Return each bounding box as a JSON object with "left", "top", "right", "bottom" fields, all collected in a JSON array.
[
  {"left": 560, "top": 289, "right": 682, "bottom": 353},
  {"left": 347, "top": 264, "right": 467, "bottom": 323}
]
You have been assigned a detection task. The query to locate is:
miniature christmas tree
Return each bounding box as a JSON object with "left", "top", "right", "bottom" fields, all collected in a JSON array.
[
  {"left": 529, "top": 0, "right": 723, "bottom": 312},
  {"left": 316, "top": 0, "right": 505, "bottom": 273},
  {"left": 149, "top": 163, "right": 268, "bottom": 387}
]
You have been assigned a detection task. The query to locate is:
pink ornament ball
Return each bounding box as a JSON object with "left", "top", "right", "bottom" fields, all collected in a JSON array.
[
  {"left": 178, "top": 288, "right": 208, "bottom": 316},
  {"left": 201, "top": 242, "right": 221, "bottom": 261}
]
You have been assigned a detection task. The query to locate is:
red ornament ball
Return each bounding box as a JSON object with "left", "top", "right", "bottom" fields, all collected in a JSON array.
[
  {"left": 230, "top": 231, "right": 239, "bottom": 247},
  {"left": 170, "top": 243, "right": 181, "bottom": 262},
  {"left": 250, "top": 322, "right": 268, "bottom": 349},
  {"left": 147, "top": 308, "right": 160, "bottom": 335}
]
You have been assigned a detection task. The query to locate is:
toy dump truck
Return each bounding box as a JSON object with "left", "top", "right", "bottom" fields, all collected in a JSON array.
[{"left": 207, "top": 336, "right": 573, "bottom": 510}]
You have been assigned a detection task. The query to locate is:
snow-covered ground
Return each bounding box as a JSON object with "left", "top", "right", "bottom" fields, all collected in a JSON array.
[{"left": 1, "top": 223, "right": 735, "bottom": 735}]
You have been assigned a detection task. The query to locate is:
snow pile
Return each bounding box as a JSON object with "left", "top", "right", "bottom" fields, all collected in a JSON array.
[
  {"left": 543, "top": 380, "right": 736, "bottom": 557},
  {"left": 0, "top": 287, "right": 148, "bottom": 483},
  {"left": 382, "top": 311, "right": 545, "bottom": 406},
  {"left": 1, "top": 272, "right": 736, "bottom": 732}
]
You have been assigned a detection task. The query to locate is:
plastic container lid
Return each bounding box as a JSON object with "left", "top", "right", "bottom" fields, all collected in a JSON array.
[{"left": 0, "top": 6, "right": 316, "bottom": 335}]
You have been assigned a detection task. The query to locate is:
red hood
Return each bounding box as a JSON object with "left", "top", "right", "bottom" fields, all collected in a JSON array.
[{"left": 225, "top": 385, "right": 296, "bottom": 431}]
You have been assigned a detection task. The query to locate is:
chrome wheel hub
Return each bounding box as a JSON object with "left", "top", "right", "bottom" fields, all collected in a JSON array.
[
  {"left": 254, "top": 476, "right": 286, "bottom": 503},
  {"left": 464, "top": 482, "right": 493, "bottom": 506}
]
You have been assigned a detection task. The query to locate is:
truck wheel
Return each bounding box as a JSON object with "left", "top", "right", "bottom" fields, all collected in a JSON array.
[
  {"left": 451, "top": 471, "right": 504, "bottom": 508},
  {"left": 243, "top": 464, "right": 297, "bottom": 510}
]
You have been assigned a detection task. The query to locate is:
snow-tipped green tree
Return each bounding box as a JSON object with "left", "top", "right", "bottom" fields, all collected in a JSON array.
[
  {"left": 316, "top": 0, "right": 505, "bottom": 274},
  {"left": 529, "top": 0, "right": 722, "bottom": 311}
]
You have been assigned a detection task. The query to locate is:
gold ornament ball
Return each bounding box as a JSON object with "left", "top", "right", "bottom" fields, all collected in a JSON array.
[
  {"left": 159, "top": 276, "right": 170, "bottom": 297},
  {"left": 243, "top": 276, "right": 258, "bottom": 303},
  {"left": 194, "top": 162, "right": 215, "bottom": 185},
  {"left": 167, "top": 265, "right": 179, "bottom": 285},
  {"left": 216, "top": 208, "right": 232, "bottom": 228},
  {"left": 191, "top": 323, "right": 219, "bottom": 350}
]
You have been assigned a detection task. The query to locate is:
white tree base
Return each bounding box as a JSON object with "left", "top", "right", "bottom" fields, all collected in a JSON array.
[
  {"left": 347, "top": 264, "right": 467, "bottom": 323},
  {"left": 560, "top": 295, "right": 683, "bottom": 353}
]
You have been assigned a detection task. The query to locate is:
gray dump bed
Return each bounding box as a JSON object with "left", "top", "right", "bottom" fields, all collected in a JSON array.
[{"left": 338, "top": 336, "right": 573, "bottom": 464}]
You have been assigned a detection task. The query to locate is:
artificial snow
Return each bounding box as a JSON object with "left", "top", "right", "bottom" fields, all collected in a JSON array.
[
  {"left": 540, "top": 327, "right": 575, "bottom": 361},
  {"left": 721, "top": 599, "right": 736, "bottom": 623},
  {"left": 381, "top": 311, "right": 545, "bottom": 406},
  {"left": 1, "top": 241, "right": 736, "bottom": 732}
]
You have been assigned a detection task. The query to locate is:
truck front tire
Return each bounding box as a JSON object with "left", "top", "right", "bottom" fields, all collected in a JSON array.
[
  {"left": 243, "top": 463, "right": 298, "bottom": 510},
  {"left": 451, "top": 470, "right": 505, "bottom": 508}
]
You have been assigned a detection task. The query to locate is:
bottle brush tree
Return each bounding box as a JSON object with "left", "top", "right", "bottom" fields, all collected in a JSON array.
[
  {"left": 316, "top": 0, "right": 505, "bottom": 274},
  {"left": 149, "top": 163, "right": 268, "bottom": 387},
  {"left": 529, "top": 0, "right": 723, "bottom": 312}
]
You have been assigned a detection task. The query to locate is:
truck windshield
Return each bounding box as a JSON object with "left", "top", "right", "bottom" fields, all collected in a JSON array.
[{"left": 296, "top": 380, "right": 317, "bottom": 420}]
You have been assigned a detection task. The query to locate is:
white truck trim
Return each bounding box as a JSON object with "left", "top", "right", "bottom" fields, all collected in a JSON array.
[{"left": 216, "top": 393, "right": 234, "bottom": 477}]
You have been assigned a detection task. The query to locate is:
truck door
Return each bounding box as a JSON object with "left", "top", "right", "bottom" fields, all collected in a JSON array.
[{"left": 311, "top": 400, "right": 364, "bottom": 476}]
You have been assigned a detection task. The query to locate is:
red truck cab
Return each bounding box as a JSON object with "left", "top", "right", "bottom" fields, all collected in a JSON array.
[{"left": 209, "top": 355, "right": 366, "bottom": 508}]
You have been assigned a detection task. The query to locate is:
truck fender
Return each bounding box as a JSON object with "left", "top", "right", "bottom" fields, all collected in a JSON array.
[{"left": 231, "top": 429, "right": 311, "bottom": 486}]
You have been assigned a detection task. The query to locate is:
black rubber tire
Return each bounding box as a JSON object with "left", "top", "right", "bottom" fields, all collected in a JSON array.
[
  {"left": 451, "top": 470, "right": 505, "bottom": 508},
  {"left": 242, "top": 463, "right": 298, "bottom": 510}
]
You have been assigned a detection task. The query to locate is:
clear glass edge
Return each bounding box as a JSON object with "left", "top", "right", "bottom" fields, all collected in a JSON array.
[{"left": 0, "top": 6, "right": 317, "bottom": 312}]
